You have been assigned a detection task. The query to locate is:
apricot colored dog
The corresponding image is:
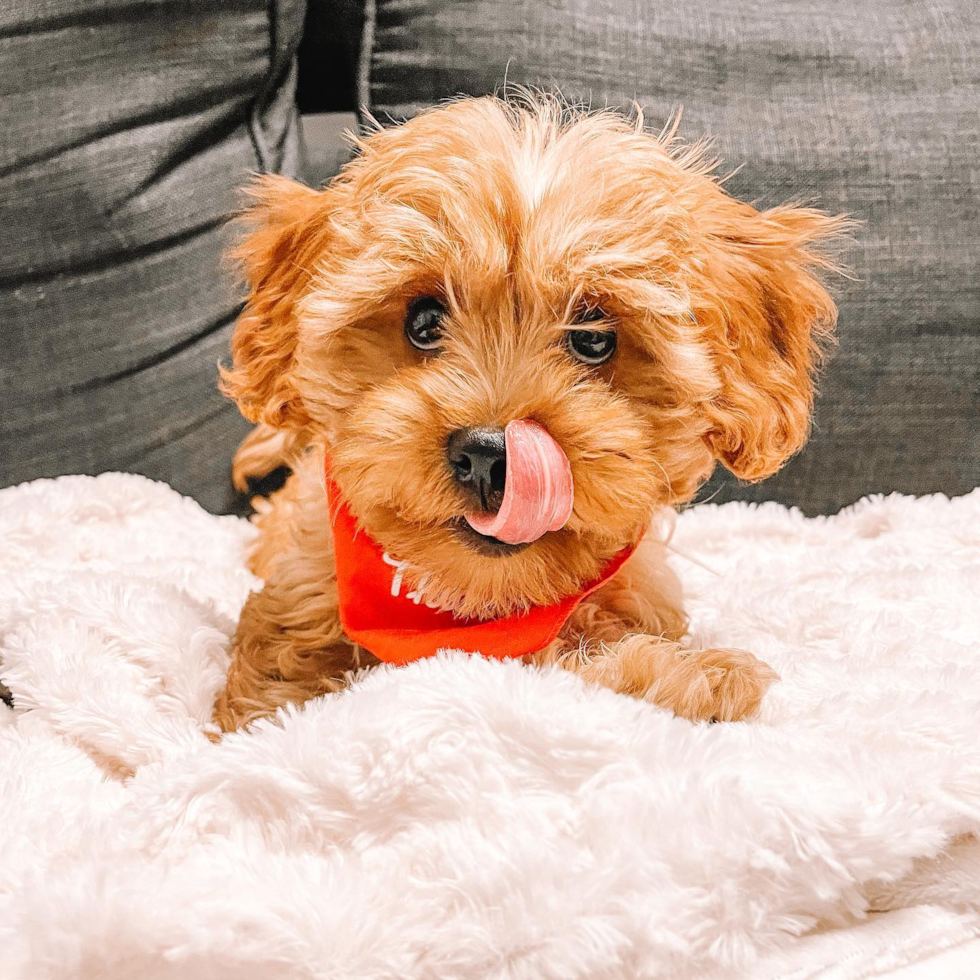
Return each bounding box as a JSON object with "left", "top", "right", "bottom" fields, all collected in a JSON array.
[{"left": 214, "top": 96, "right": 843, "bottom": 733}]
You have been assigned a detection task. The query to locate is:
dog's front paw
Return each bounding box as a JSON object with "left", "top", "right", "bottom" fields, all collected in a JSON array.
[{"left": 647, "top": 646, "right": 779, "bottom": 722}]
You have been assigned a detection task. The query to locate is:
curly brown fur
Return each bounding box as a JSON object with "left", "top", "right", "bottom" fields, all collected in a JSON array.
[{"left": 214, "top": 95, "right": 844, "bottom": 733}]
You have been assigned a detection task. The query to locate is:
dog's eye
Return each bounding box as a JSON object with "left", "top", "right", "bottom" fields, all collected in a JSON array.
[
  {"left": 405, "top": 297, "right": 446, "bottom": 352},
  {"left": 567, "top": 329, "right": 617, "bottom": 366}
]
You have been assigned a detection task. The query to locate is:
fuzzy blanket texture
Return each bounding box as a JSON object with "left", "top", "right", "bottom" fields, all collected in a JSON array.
[{"left": 1, "top": 473, "right": 979, "bottom": 980}]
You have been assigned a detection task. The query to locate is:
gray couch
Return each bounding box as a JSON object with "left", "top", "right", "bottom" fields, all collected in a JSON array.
[{"left": 3, "top": 0, "right": 977, "bottom": 516}]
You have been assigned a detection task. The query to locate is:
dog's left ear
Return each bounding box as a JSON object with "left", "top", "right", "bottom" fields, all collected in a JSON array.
[{"left": 698, "top": 202, "right": 846, "bottom": 482}]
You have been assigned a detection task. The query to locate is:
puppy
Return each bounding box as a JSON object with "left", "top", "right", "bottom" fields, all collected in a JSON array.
[{"left": 213, "top": 96, "right": 843, "bottom": 734}]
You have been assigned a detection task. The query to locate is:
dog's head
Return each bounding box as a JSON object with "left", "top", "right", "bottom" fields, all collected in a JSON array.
[{"left": 223, "top": 97, "right": 843, "bottom": 617}]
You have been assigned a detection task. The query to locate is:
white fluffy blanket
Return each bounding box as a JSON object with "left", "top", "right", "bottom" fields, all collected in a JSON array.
[{"left": 1, "top": 474, "right": 979, "bottom": 980}]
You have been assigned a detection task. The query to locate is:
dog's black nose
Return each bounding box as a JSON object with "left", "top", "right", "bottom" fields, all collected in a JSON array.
[{"left": 447, "top": 427, "right": 506, "bottom": 511}]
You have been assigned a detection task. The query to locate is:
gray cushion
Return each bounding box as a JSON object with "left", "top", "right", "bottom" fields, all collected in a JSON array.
[
  {"left": 363, "top": 0, "right": 980, "bottom": 514},
  {"left": 0, "top": 0, "right": 305, "bottom": 514}
]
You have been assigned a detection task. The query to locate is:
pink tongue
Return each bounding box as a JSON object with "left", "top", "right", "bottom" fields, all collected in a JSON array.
[{"left": 465, "top": 419, "right": 574, "bottom": 545}]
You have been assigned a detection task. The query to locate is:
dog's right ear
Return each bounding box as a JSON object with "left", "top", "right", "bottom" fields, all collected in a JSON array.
[{"left": 220, "top": 174, "right": 330, "bottom": 429}]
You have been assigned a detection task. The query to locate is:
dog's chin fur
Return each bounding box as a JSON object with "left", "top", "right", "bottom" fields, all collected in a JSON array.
[{"left": 214, "top": 94, "right": 846, "bottom": 731}]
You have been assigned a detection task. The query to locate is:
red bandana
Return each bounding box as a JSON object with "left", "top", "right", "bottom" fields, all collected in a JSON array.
[{"left": 325, "top": 463, "right": 637, "bottom": 665}]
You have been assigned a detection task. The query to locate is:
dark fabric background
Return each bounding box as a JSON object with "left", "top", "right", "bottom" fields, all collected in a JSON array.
[
  {"left": 295, "top": 0, "right": 364, "bottom": 114},
  {"left": 364, "top": 0, "right": 980, "bottom": 514},
  {"left": 0, "top": 0, "right": 305, "bottom": 514}
]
